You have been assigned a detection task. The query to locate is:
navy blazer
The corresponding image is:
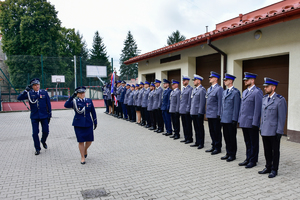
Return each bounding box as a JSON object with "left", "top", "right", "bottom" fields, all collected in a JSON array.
[
  {"left": 220, "top": 87, "right": 241, "bottom": 123},
  {"left": 120, "top": 86, "right": 126, "bottom": 103},
  {"left": 238, "top": 86, "right": 263, "bottom": 128},
  {"left": 64, "top": 97, "right": 97, "bottom": 128},
  {"left": 260, "top": 93, "right": 287, "bottom": 136},
  {"left": 179, "top": 85, "right": 193, "bottom": 114},
  {"left": 206, "top": 84, "right": 224, "bottom": 118},
  {"left": 161, "top": 88, "right": 172, "bottom": 111},
  {"left": 17, "top": 90, "right": 52, "bottom": 120}
]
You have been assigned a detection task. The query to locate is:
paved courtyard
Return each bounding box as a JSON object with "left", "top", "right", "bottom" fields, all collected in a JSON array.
[{"left": 1, "top": 108, "right": 300, "bottom": 200}]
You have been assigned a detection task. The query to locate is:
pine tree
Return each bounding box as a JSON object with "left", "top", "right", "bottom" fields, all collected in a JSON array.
[
  {"left": 119, "top": 31, "right": 140, "bottom": 80},
  {"left": 89, "top": 31, "right": 112, "bottom": 77},
  {"left": 167, "top": 30, "right": 186, "bottom": 45}
]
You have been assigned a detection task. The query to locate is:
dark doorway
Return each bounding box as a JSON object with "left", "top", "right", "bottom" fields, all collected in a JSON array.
[
  {"left": 168, "top": 69, "right": 181, "bottom": 90},
  {"left": 145, "top": 73, "right": 155, "bottom": 83}
]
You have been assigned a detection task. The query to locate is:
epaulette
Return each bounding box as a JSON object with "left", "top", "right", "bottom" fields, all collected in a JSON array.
[
  {"left": 263, "top": 94, "right": 268, "bottom": 98},
  {"left": 277, "top": 94, "right": 283, "bottom": 99}
]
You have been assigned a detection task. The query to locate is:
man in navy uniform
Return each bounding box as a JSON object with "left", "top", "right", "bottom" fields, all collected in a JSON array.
[
  {"left": 142, "top": 81, "right": 151, "bottom": 127},
  {"left": 119, "top": 81, "right": 127, "bottom": 119},
  {"left": 161, "top": 79, "right": 172, "bottom": 136},
  {"left": 179, "top": 75, "right": 193, "bottom": 144},
  {"left": 190, "top": 74, "right": 206, "bottom": 149},
  {"left": 169, "top": 79, "right": 181, "bottom": 139},
  {"left": 127, "top": 84, "right": 136, "bottom": 122},
  {"left": 238, "top": 72, "right": 263, "bottom": 168},
  {"left": 124, "top": 84, "right": 131, "bottom": 120},
  {"left": 151, "top": 79, "right": 164, "bottom": 132},
  {"left": 220, "top": 73, "right": 241, "bottom": 162},
  {"left": 115, "top": 80, "right": 122, "bottom": 118},
  {"left": 258, "top": 78, "right": 287, "bottom": 178},
  {"left": 17, "top": 78, "right": 52, "bottom": 155},
  {"left": 205, "top": 71, "right": 224, "bottom": 155},
  {"left": 147, "top": 83, "right": 156, "bottom": 130}
]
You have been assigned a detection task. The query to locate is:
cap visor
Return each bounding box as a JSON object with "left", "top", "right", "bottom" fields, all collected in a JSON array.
[{"left": 243, "top": 78, "right": 249, "bottom": 80}]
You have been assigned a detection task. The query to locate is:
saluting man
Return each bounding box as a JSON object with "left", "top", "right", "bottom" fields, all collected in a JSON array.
[
  {"left": 258, "top": 78, "right": 287, "bottom": 178},
  {"left": 141, "top": 81, "right": 151, "bottom": 127},
  {"left": 190, "top": 74, "right": 206, "bottom": 149},
  {"left": 17, "top": 78, "right": 52, "bottom": 155},
  {"left": 179, "top": 75, "right": 193, "bottom": 144},
  {"left": 205, "top": 71, "right": 224, "bottom": 155},
  {"left": 147, "top": 83, "right": 156, "bottom": 130},
  {"left": 169, "top": 79, "right": 181, "bottom": 140},
  {"left": 220, "top": 73, "right": 241, "bottom": 162},
  {"left": 238, "top": 72, "right": 263, "bottom": 168},
  {"left": 152, "top": 79, "right": 164, "bottom": 132},
  {"left": 161, "top": 79, "right": 172, "bottom": 136}
]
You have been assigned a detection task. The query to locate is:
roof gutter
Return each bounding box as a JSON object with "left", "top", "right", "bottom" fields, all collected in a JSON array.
[{"left": 207, "top": 39, "right": 227, "bottom": 89}]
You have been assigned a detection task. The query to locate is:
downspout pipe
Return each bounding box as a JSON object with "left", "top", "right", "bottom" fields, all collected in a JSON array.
[{"left": 207, "top": 39, "right": 227, "bottom": 89}]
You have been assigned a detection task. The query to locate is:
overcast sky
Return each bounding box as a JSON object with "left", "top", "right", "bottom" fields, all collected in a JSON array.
[{"left": 48, "top": 0, "right": 280, "bottom": 72}]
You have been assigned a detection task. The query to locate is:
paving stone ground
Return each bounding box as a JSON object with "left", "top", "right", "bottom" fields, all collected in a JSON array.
[{"left": 1, "top": 108, "right": 300, "bottom": 200}]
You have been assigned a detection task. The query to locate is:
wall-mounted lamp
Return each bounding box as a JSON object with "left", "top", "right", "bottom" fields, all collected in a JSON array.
[{"left": 146, "top": 60, "right": 149, "bottom": 66}]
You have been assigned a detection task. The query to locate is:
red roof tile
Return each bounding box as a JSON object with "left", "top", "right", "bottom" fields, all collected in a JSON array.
[{"left": 124, "top": 0, "right": 300, "bottom": 65}]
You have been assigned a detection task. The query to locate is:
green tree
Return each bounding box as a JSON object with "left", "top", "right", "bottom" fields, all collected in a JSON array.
[
  {"left": 0, "top": 0, "right": 61, "bottom": 87},
  {"left": 167, "top": 30, "right": 186, "bottom": 45},
  {"left": 119, "top": 31, "right": 140, "bottom": 80},
  {"left": 88, "top": 31, "right": 112, "bottom": 82}
]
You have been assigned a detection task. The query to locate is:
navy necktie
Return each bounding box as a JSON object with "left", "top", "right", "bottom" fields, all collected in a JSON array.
[
  {"left": 210, "top": 86, "right": 212, "bottom": 91},
  {"left": 226, "top": 89, "right": 229, "bottom": 95},
  {"left": 245, "top": 90, "right": 249, "bottom": 97},
  {"left": 268, "top": 97, "right": 270, "bottom": 102}
]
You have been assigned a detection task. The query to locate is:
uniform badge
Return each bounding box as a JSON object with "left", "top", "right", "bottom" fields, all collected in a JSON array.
[
  {"left": 40, "top": 95, "right": 43, "bottom": 98},
  {"left": 86, "top": 103, "right": 89, "bottom": 107}
]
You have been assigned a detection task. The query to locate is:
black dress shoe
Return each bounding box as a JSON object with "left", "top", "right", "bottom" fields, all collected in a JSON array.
[
  {"left": 173, "top": 136, "right": 180, "bottom": 140},
  {"left": 162, "top": 133, "right": 167, "bottom": 135},
  {"left": 245, "top": 162, "right": 257, "bottom": 168},
  {"left": 165, "top": 133, "right": 172, "bottom": 136},
  {"left": 258, "top": 168, "right": 271, "bottom": 174},
  {"left": 157, "top": 130, "right": 163, "bottom": 133},
  {"left": 190, "top": 144, "right": 199, "bottom": 147},
  {"left": 149, "top": 127, "right": 156, "bottom": 130},
  {"left": 81, "top": 161, "right": 86, "bottom": 165},
  {"left": 180, "top": 140, "right": 186, "bottom": 143},
  {"left": 85, "top": 154, "right": 87, "bottom": 158},
  {"left": 126, "top": 119, "right": 130, "bottom": 121},
  {"left": 141, "top": 123, "right": 145, "bottom": 126},
  {"left": 197, "top": 145, "right": 204, "bottom": 149},
  {"left": 35, "top": 150, "right": 40, "bottom": 155},
  {"left": 185, "top": 140, "right": 193, "bottom": 144},
  {"left": 221, "top": 155, "right": 229, "bottom": 160},
  {"left": 211, "top": 150, "right": 221, "bottom": 155},
  {"left": 154, "top": 129, "right": 159, "bottom": 132},
  {"left": 226, "top": 156, "right": 236, "bottom": 162},
  {"left": 42, "top": 142, "right": 47, "bottom": 149},
  {"left": 238, "top": 160, "right": 249, "bottom": 166},
  {"left": 169, "top": 135, "right": 175, "bottom": 138},
  {"left": 205, "top": 147, "right": 214, "bottom": 153},
  {"left": 145, "top": 125, "right": 150, "bottom": 128},
  {"left": 268, "top": 170, "right": 277, "bottom": 178}
]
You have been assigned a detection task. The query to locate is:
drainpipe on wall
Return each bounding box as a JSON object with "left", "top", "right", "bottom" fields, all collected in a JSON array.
[{"left": 207, "top": 39, "right": 227, "bottom": 89}]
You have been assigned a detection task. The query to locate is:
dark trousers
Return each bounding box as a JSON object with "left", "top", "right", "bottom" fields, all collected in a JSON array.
[
  {"left": 262, "top": 135, "right": 281, "bottom": 171},
  {"left": 222, "top": 123, "right": 237, "bottom": 157},
  {"left": 104, "top": 99, "right": 109, "bottom": 112},
  {"left": 130, "top": 106, "right": 136, "bottom": 122},
  {"left": 31, "top": 118, "right": 49, "bottom": 151},
  {"left": 154, "top": 109, "right": 164, "bottom": 131},
  {"left": 140, "top": 107, "right": 145, "bottom": 123},
  {"left": 242, "top": 127, "right": 259, "bottom": 163},
  {"left": 149, "top": 111, "right": 155, "bottom": 128},
  {"left": 207, "top": 118, "right": 222, "bottom": 151},
  {"left": 143, "top": 108, "right": 151, "bottom": 125},
  {"left": 118, "top": 102, "right": 123, "bottom": 117},
  {"left": 181, "top": 114, "right": 193, "bottom": 141},
  {"left": 171, "top": 112, "right": 180, "bottom": 136},
  {"left": 191, "top": 115, "right": 204, "bottom": 146},
  {"left": 162, "top": 110, "right": 172, "bottom": 133},
  {"left": 127, "top": 105, "right": 132, "bottom": 120},
  {"left": 122, "top": 103, "right": 128, "bottom": 119}
]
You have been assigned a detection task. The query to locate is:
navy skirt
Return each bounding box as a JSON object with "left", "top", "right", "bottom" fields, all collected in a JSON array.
[{"left": 74, "top": 126, "right": 94, "bottom": 142}]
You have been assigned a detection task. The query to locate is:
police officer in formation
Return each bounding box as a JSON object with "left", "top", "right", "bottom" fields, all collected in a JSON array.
[
  {"left": 136, "top": 82, "right": 145, "bottom": 124},
  {"left": 190, "top": 75, "right": 206, "bottom": 149},
  {"left": 127, "top": 84, "right": 136, "bottom": 122},
  {"left": 105, "top": 83, "right": 112, "bottom": 115},
  {"left": 169, "top": 79, "right": 181, "bottom": 139},
  {"left": 115, "top": 81, "right": 122, "bottom": 118},
  {"left": 141, "top": 81, "right": 151, "bottom": 127},
  {"left": 64, "top": 86, "right": 97, "bottom": 164},
  {"left": 124, "top": 83, "right": 131, "bottom": 120},
  {"left": 102, "top": 84, "right": 109, "bottom": 114},
  {"left": 259, "top": 78, "right": 287, "bottom": 178},
  {"left": 133, "top": 84, "right": 140, "bottom": 123},
  {"left": 120, "top": 81, "right": 127, "bottom": 119},
  {"left": 238, "top": 72, "right": 263, "bottom": 168},
  {"left": 161, "top": 79, "right": 172, "bottom": 136},
  {"left": 18, "top": 78, "right": 52, "bottom": 155},
  {"left": 152, "top": 79, "right": 164, "bottom": 133},
  {"left": 220, "top": 73, "right": 241, "bottom": 162},
  {"left": 147, "top": 83, "right": 156, "bottom": 129},
  {"left": 179, "top": 75, "right": 193, "bottom": 144}
]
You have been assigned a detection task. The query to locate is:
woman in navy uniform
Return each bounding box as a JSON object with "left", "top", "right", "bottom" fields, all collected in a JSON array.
[{"left": 64, "top": 86, "right": 97, "bottom": 164}]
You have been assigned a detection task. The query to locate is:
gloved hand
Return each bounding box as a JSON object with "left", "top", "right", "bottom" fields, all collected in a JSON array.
[
  {"left": 25, "top": 84, "right": 32, "bottom": 91},
  {"left": 252, "top": 125, "right": 259, "bottom": 131},
  {"left": 276, "top": 133, "right": 282, "bottom": 141},
  {"left": 232, "top": 120, "right": 237, "bottom": 127},
  {"left": 94, "top": 124, "right": 97, "bottom": 130},
  {"left": 71, "top": 91, "right": 77, "bottom": 98}
]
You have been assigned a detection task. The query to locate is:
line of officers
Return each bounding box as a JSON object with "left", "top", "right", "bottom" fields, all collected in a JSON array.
[{"left": 103, "top": 71, "right": 287, "bottom": 178}]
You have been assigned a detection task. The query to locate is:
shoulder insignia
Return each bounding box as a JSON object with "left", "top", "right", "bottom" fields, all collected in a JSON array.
[
  {"left": 277, "top": 94, "right": 283, "bottom": 99},
  {"left": 264, "top": 94, "right": 268, "bottom": 98}
]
